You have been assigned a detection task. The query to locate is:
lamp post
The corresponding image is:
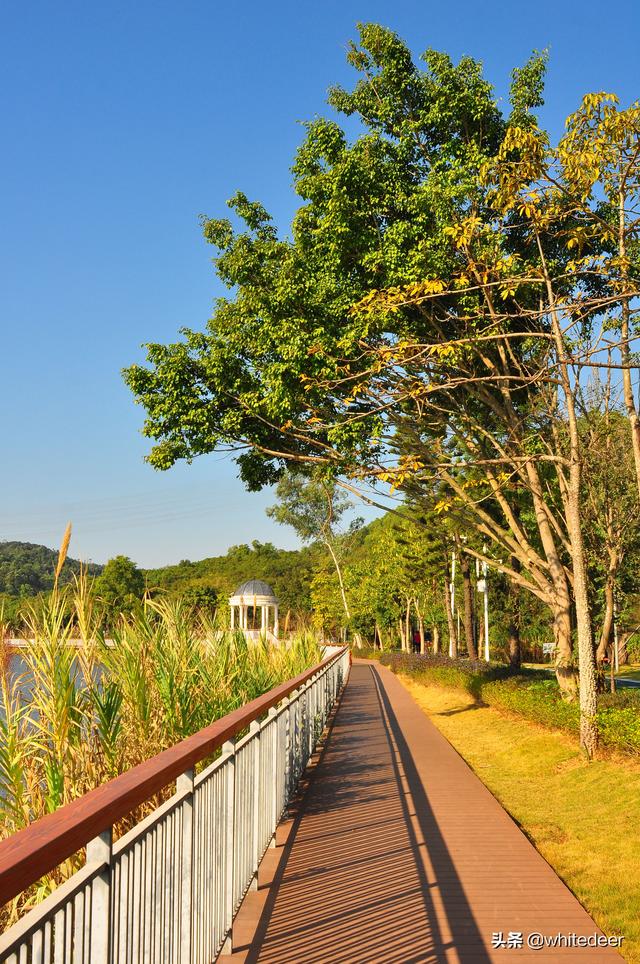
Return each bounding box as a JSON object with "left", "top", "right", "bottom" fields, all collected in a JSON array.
[
  {"left": 483, "top": 557, "right": 490, "bottom": 662},
  {"left": 476, "top": 546, "right": 490, "bottom": 662},
  {"left": 449, "top": 550, "right": 456, "bottom": 658}
]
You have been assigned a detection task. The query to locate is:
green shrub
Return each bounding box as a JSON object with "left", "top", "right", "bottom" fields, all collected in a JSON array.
[
  {"left": 388, "top": 653, "right": 640, "bottom": 755},
  {"left": 381, "top": 653, "right": 512, "bottom": 699},
  {"left": 482, "top": 677, "right": 580, "bottom": 733},
  {"left": 597, "top": 705, "right": 640, "bottom": 753}
]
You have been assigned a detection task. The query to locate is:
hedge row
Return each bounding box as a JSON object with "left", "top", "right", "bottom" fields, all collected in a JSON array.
[{"left": 381, "top": 653, "right": 640, "bottom": 755}]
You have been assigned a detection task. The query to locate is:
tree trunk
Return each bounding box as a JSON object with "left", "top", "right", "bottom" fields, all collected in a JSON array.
[
  {"left": 375, "top": 621, "right": 382, "bottom": 651},
  {"left": 432, "top": 623, "right": 440, "bottom": 655},
  {"left": 508, "top": 556, "right": 521, "bottom": 670},
  {"left": 405, "top": 596, "right": 412, "bottom": 653},
  {"left": 596, "top": 546, "right": 619, "bottom": 668},
  {"left": 520, "top": 457, "right": 575, "bottom": 679},
  {"left": 618, "top": 631, "right": 630, "bottom": 666},
  {"left": 596, "top": 576, "right": 615, "bottom": 665},
  {"left": 414, "top": 600, "right": 426, "bottom": 654},
  {"left": 325, "top": 540, "right": 363, "bottom": 648},
  {"left": 443, "top": 565, "right": 458, "bottom": 658},
  {"left": 459, "top": 552, "right": 477, "bottom": 660},
  {"left": 541, "top": 258, "right": 597, "bottom": 756},
  {"left": 568, "top": 494, "right": 598, "bottom": 757},
  {"left": 508, "top": 622, "right": 521, "bottom": 671},
  {"left": 398, "top": 618, "right": 406, "bottom": 652},
  {"left": 550, "top": 593, "right": 577, "bottom": 695}
]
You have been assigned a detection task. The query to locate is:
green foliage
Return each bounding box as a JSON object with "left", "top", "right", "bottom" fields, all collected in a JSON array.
[
  {"left": 144, "top": 539, "right": 320, "bottom": 618},
  {"left": 0, "top": 542, "right": 101, "bottom": 597},
  {"left": 389, "top": 654, "right": 640, "bottom": 754},
  {"left": 0, "top": 589, "right": 322, "bottom": 845},
  {"left": 181, "top": 585, "right": 218, "bottom": 612},
  {"left": 95, "top": 555, "right": 145, "bottom": 615},
  {"left": 382, "top": 652, "right": 510, "bottom": 698},
  {"left": 482, "top": 677, "right": 580, "bottom": 732},
  {"left": 508, "top": 50, "right": 548, "bottom": 126},
  {"left": 124, "top": 24, "right": 544, "bottom": 486},
  {"left": 267, "top": 471, "right": 355, "bottom": 544}
]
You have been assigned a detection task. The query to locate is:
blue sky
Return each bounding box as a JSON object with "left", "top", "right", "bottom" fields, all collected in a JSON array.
[{"left": 1, "top": 0, "right": 638, "bottom": 567}]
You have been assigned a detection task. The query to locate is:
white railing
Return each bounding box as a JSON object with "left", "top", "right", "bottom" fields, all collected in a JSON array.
[{"left": 0, "top": 647, "right": 350, "bottom": 963}]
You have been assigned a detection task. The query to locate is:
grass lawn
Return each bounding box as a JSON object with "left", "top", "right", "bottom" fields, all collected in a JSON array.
[{"left": 398, "top": 675, "right": 640, "bottom": 964}]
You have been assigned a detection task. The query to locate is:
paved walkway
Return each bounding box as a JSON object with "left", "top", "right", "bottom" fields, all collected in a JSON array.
[{"left": 228, "top": 661, "right": 622, "bottom": 963}]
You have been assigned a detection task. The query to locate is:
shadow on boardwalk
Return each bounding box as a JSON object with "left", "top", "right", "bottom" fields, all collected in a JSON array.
[{"left": 230, "top": 662, "right": 620, "bottom": 963}]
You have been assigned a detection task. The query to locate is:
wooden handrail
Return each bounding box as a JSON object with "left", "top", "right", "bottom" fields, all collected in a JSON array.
[{"left": 0, "top": 647, "right": 347, "bottom": 907}]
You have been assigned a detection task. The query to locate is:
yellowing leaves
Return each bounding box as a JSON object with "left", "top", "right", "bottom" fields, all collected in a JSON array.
[
  {"left": 351, "top": 278, "right": 446, "bottom": 317},
  {"left": 444, "top": 216, "right": 482, "bottom": 249}
]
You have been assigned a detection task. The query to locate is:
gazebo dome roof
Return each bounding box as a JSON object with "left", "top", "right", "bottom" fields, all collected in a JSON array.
[{"left": 232, "top": 579, "right": 277, "bottom": 599}]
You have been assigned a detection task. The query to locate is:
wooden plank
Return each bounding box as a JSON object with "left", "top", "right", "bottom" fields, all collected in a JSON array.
[{"left": 227, "top": 662, "right": 622, "bottom": 963}]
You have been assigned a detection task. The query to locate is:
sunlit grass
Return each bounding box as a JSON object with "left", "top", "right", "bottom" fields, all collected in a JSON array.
[{"left": 399, "top": 676, "right": 640, "bottom": 964}]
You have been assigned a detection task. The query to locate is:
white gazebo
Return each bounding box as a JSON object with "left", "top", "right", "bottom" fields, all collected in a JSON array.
[{"left": 229, "top": 579, "right": 279, "bottom": 642}]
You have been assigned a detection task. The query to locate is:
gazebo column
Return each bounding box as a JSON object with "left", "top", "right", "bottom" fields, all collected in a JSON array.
[
  {"left": 230, "top": 606, "right": 235, "bottom": 630},
  {"left": 274, "top": 605, "right": 279, "bottom": 639}
]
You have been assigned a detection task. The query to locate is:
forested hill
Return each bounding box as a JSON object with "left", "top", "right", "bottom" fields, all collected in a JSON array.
[
  {"left": 0, "top": 527, "right": 374, "bottom": 618},
  {"left": 0, "top": 541, "right": 103, "bottom": 596},
  {"left": 0, "top": 539, "right": 320, "bottom": 610},
  {"left": 143, "top": 541, "right": 323, "bottom": 615}
]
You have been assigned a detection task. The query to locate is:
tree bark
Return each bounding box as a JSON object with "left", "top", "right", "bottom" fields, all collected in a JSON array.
[
  {"left": 405, "top": 596, "right": 412, "bottom": 653},
  {"left": 539, "top": 246, "right": 597, "bottom": 755},
  {"left": 459, "top": 551, "right": 477, "bottom": 660},
  {"left": 324, "top": 537, "right": 362, "bottom": 647},
  {"left": 508, "top": 556, "right": 521, "bottom": 670},
  {"left": 414, "top": 599, "right": 426, "bottom": 654},
  {"left": 432, "top": 623, "right": 440, "bottom": 655},
  {"left": 443, "top": 565, "right": 458, "bottom": 658},
  {"left": 375, "top": 621, "right": 382, "bottom": 650},
  {"left": 398, "top": 617, "right": 406, "bottom": 651},
  {"left": 596, "top": 568, "right": 616, "bottom": 665}
]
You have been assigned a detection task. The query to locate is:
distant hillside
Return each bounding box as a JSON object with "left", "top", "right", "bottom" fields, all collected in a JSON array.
[
  {"left": 0, "top": 524, "right": 374, "bottom": 617},
  {"left": 0, "top": 541, "right": 103, "bottom": 596},
  {"left": 144, "top": 540, "right": 322, "bottom": 615}
]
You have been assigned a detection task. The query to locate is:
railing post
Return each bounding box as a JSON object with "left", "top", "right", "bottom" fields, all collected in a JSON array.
[
  {"left": 267, "top": 706, "right": 279, "bottom": 848},
  {"left": 220, "top": 738, "right": 236, "bottom": 956},
  {"left": 177, "top": 767, "right": 194, "bottom": 964},
  {"left": 87, "top": 828, "right": 112, "bottom": 964},
  {"left": 287, "top": 689, "right": 298, "bottom": 799},
  {"left": 249, "top": 719, "right": 261, "bottom": 889}
]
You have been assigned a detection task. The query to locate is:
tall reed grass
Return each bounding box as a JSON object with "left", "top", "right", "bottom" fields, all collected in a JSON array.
[{"left": 0, "top": 575, "right": 321, "bottom": 916}]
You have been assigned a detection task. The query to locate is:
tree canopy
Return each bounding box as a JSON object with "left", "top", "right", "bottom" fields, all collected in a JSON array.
[{"left": 124, "top": 23, "right": 640, "bottom": 754}]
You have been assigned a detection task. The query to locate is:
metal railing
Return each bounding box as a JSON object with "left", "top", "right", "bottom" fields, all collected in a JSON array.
[{"left": 0, "top": 647, "right": 350, "bottom": 963}]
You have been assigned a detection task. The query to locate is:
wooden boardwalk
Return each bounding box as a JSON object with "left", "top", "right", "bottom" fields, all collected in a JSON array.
[{"left": 228, "top": 661, "right": 622, "bottom": 963}]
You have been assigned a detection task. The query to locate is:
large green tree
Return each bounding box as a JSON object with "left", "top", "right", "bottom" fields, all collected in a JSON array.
[
  {"left": 124, "top": 25, "right": 640, "bottom": 754},
  {"left": 96, "top": 556, "right": 144, "bottom": 614},
  {"left": 125, "top": 24, "right": 518, "bottom": 486}
]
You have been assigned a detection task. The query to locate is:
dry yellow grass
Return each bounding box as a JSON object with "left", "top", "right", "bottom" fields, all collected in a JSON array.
[
  {"left": 53, "top": 521, "right": 72, "bottom": 590},
  {"left": 398, "top": 674, "right": 640, "bottom": 964}
]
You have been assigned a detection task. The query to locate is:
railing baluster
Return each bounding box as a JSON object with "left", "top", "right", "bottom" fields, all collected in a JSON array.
[
  {"left": 87, "top": 828, "right": 111, "bottom": 964},
  {"left": 220, "top": 738, "right": 236, "bottom": 955},
  {"left": 249, "top": 720, "right": 261, "bottom": 889},
  {"left": 267, "top": 706, "right": 278, "bottom": 848},
  {"left": 176, "top": 768, "right": 194, "bottom": 964},
  {"left": 0, "top": 649, "right": 349, "bottom": 964}
]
